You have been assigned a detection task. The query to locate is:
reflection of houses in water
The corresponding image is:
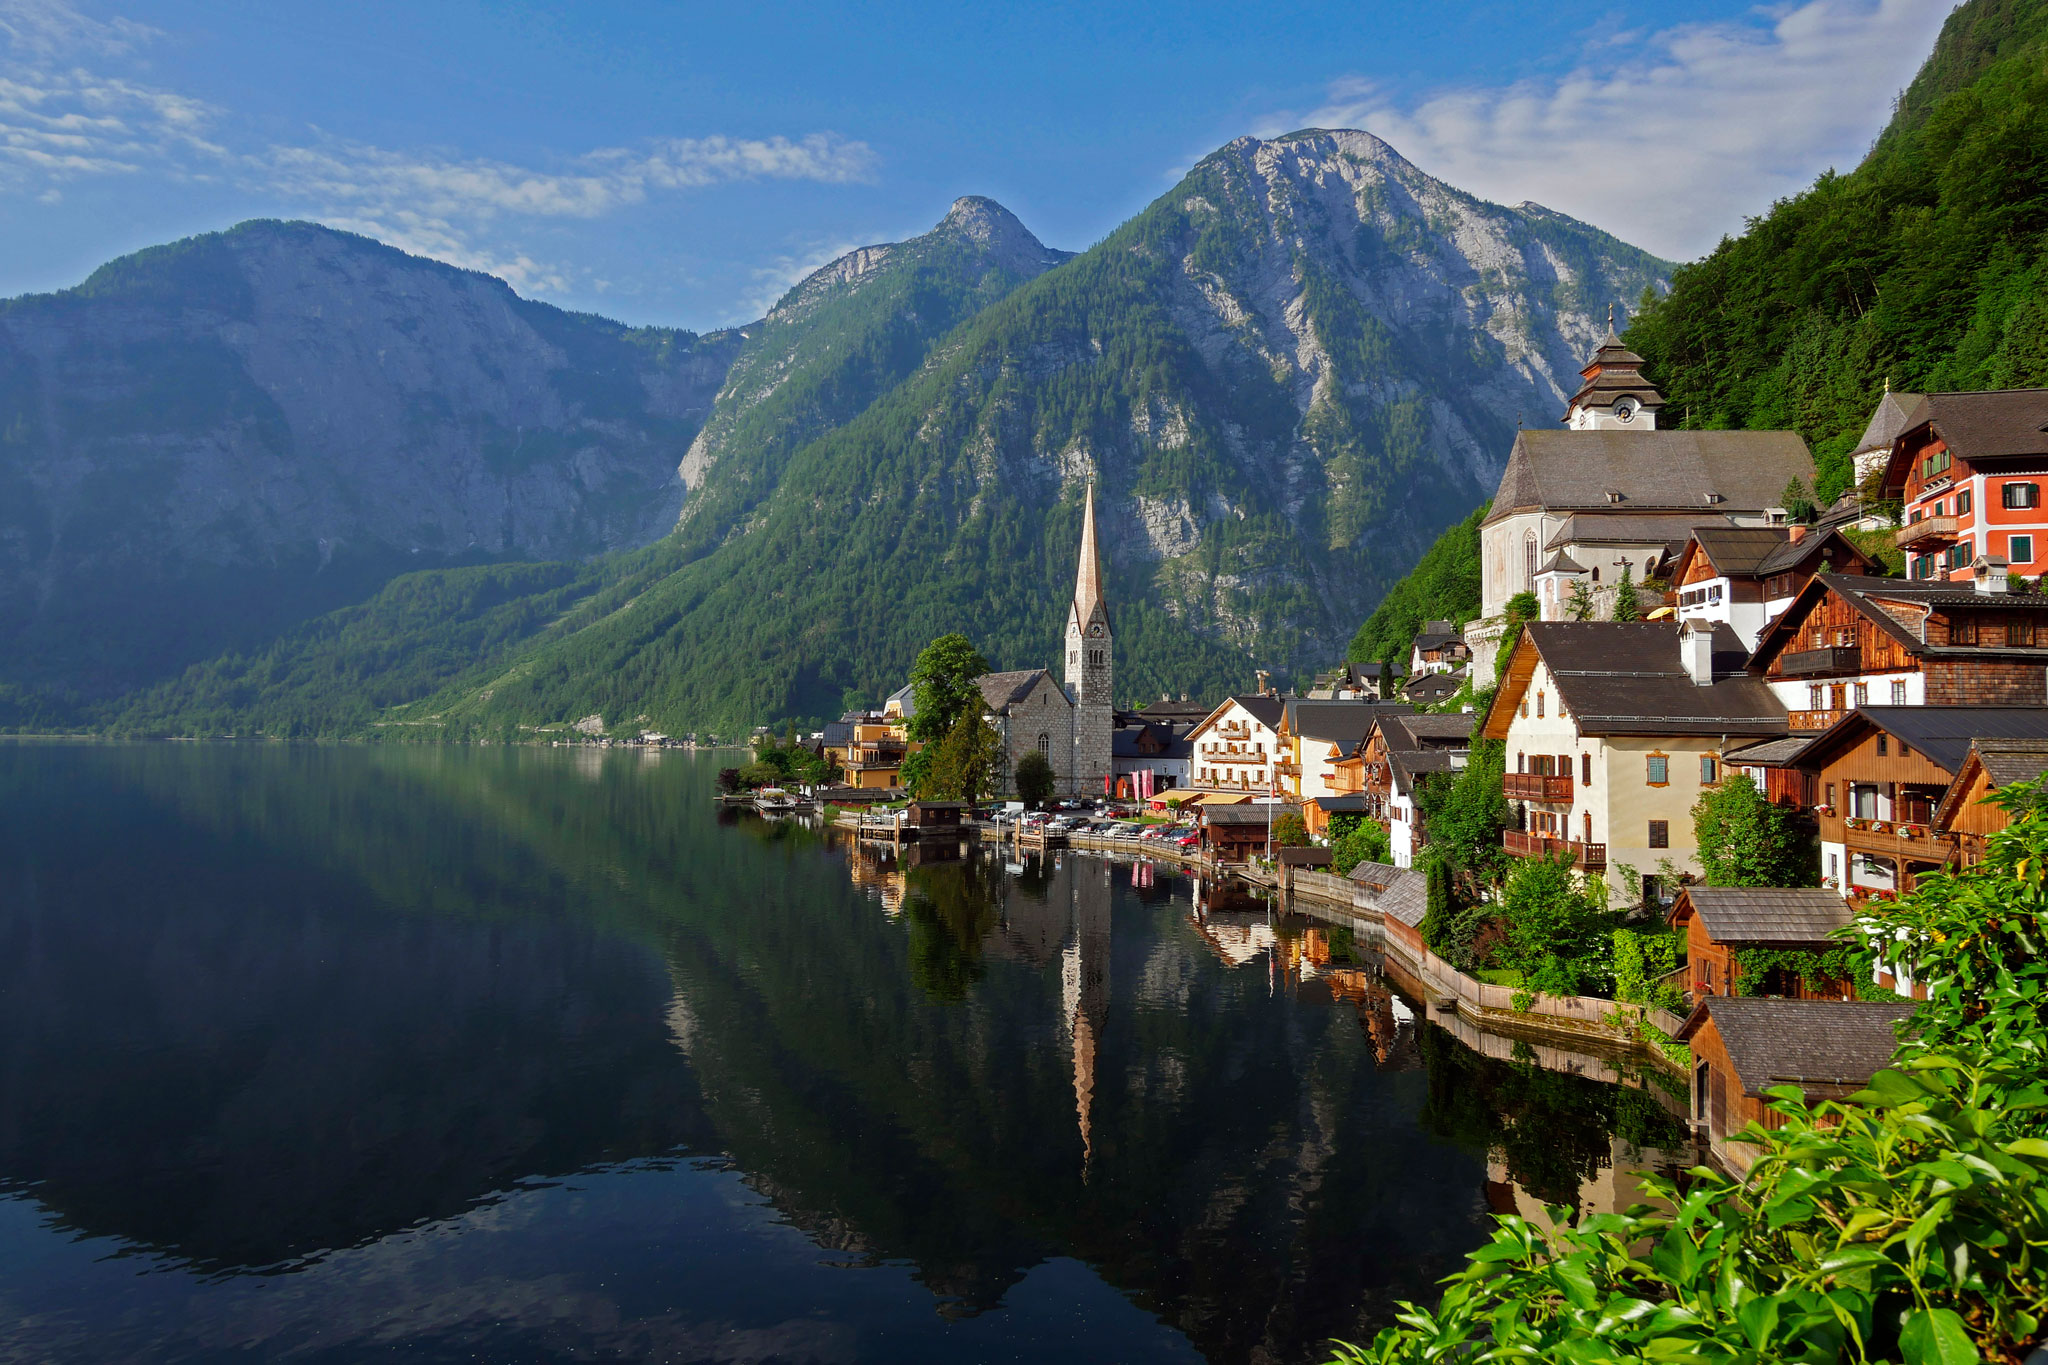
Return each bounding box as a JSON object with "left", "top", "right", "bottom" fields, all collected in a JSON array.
[
  {"left": 847, "top": 847, "right": 909, "bottom": 916},
  {"left": 1484, "top": 1135, "right": 1687, "bottom": 1224}
]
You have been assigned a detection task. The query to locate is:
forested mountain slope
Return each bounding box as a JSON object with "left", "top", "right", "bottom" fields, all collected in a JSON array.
[
  {"left": 673, "top": 197, "right": 1072, "bottom": 555},
  {"left": 352, "top": 130, "right": 1666, "bottom": 736},
  {"left": 0, "top": 221, "right": 741, "bottom": 703},
  {"left": 1627, "top": 0, "right": 2048, "bottom": 500}
]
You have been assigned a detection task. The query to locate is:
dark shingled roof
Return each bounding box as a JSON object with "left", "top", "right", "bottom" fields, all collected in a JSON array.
[
  {"left": 1914, "top": 389, "right": 2048, "bottom": 461},
  {"left": 1287, "top": 699, "right": 1405, "bottom": 748},
  {"left": 1853, "top": 389, "right": 1925, "bottom": 454},
  {"left": 1228, "top": 695, "right": 1287, "bottom": 729},
  {"left": 1404, "top": 671, "right": 1465, "bottom": 703},
  {"left": 1676, "top": 887, "right": 1852, "bottom": 946},
  {"left": 1752, "top": 528, "right": 1873, "bottom": 577},
  {"left": 1539, "top": 549, "right": 1588, "bottom": 574},
  {"left": 1751, "top": 572, "right": 2048, "bottom": 668},
  {"left": 1313, "top": 793, "right": 1371, "bottom": 812},
  {"left": 1977, "top": 738, "right": 2048, "bottom": 786},
  {"left": 1678, "top": 998, "right": 1916, "bottom": 1097},
  {"left": 1802, "top": 706, "right": 2048, "bottom": 776},
  {"left": 1378, "top": 712, "right": 1476, "bottom": 751},
  {"left": 1723, "top": 734, "right": 1816, "bottom": 767},
  {"left": 1508, "top": 621, "right": 1788, "bottom": 737},
  {"left": 1345, "top": 861, "right": 1429, "bottom": 926},
  {"left": 977, "top": 668, "right": 1057, "bottom": 711},
  {"left": 820, "top": 720, "right": 854, "bottom": 748},
  {"left": 1485, "top": 428, "right": 1814, "bottom": 525},
  {"left": 1204, "top": 804, "right": 1294, "bottom": 826},
  {"left": 1112, "top": 722, "right": 1192, "bottom": 760},
  {"left": 1278, "top": 847, "right": 1331, "bottom": 867},
  {"left": 1687, "top": 526, "right": 1790, "bottom": 576},
  {"left": 1389, "top": 748, "right": 1456, "bottom": 794}
]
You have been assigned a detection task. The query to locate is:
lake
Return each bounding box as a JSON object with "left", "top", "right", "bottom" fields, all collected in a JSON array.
[{"left": 0, "top": 744, "right": 1684, "bottom": 1364}]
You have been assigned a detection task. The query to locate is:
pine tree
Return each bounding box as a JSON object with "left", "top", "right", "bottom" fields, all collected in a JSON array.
[{"left": 1612, "top": 564, "right": 1641, "bottom": 622}]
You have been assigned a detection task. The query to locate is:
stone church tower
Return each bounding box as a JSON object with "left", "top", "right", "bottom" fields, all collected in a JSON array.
[{"left": 1064, "top": 483, "right": 1114, "bottom": 795}]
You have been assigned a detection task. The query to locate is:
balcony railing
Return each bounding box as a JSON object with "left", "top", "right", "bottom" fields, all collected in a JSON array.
[
  {"left": 1503, "top": 830, "right": 1607, "bottom": 869},
  {"left": 1503, "top": 772, "right": 1574, "bottom": 802},
  {"left": 1788, "top": 709, "right": 1846, "bottom": 732},
  {"left": 1779, "top": 645, "right": 1862, "bottom": 677},
  {"left": 847, "top": 745, "right": 906, "bottom": 769},
  {"left": 1896, "top": 514, "right": 1961, "bottom": 549},
  {"left": 1842, "top": 819, "right": 1952, "bottom": 869}
]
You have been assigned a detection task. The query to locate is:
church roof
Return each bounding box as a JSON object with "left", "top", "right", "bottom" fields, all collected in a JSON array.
[
  {"left": 977, "top": 669, "right": 1060, "bottom": 713},
  {"left": 1538, "top": 550, "right": 1588, "bottom": 575},
  {"left": 1484, "top": 429, "right": 1814, "bottom": 527},
  {"left": 1852, "top": 388, "right": 1926, "bottom": 455},
  {"left": 1564, "top": 333, "right": 1665, "bottom": 417}
]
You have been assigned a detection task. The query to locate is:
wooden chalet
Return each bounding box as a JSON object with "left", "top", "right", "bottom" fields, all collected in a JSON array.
[
  {"left": 1669, "top": 524, "right": 1880, "bottom": 651},
  {"left": 1796, "top": 706, "right": 2048, "bottom": 902},
  {"left": 1747, "top": 570, "right": 2048, "bottom": 733},
  {"left": 1677, "top": 998, "right": 1914, "bottom": 1174},
  {"left": 1932, "top": 737, "right": 2048, "bottom": 870},
  {"left": 1201, "top": 803, "right": 1289, "bottom": 861},
  {"left": 1669, "top": 887, "right": 1856, "bottom": 1000}
]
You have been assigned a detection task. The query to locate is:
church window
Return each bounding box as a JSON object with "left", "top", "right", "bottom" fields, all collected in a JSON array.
[
  {"left": 1037, "top": 733, "right": 1051, "bottom": 758},
  {"left": 1524, "top": 533, "right": 1538, "bottom": 585}
]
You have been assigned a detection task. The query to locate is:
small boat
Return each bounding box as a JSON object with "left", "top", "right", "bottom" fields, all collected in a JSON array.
[{"left": 754, "top": 788, "right": 800, "bottom": 812}]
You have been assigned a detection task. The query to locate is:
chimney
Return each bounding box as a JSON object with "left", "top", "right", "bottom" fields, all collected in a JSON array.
[
  {"left": 1787, "top": 524, "right": 1808, "bottom": 544},
  {"left": 1974, "top": 554, "right": 2011, "bottom": 595},
  {"left": 1256, "top": 669, "right": 1271, "bottom": 695},
  {"left": 1680, "top": 619, "right": 1715, "bottom": 687}
]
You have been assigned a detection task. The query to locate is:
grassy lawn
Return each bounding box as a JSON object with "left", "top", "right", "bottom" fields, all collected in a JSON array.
[{"left": 1475, "top": 968, "right": 1524, "bottom": 988}]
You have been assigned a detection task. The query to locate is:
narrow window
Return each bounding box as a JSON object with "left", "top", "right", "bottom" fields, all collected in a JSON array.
[
  {"left": 2012, "top": 616, "right": 2038, "bottom": 647},
  {"left": 1037, "top": 732, "right": 1051, "bottom": 758},
  {"left": 1876, "top": 734, "right": 1888, "bottom": 756},
  {"left": 1951, "top": 614, "right": 1978, "bottom": 646},
  {"left": 2013, "top": 535, "right": 2035, "bottom": 566},
  {"left": 1581, "top": 752, "right": 1592, "bottom": 785},
  {"left": 2006, "top": 482, "right": 2041, "bottom": 510},
  {"left": 1700, "top": 755, "right": 1718, "bottom": 784},
  {"left": 1809, "top": 684, "right": 1823, "bottom": 709},
  {"left": 1524, "top": 532, "right": 1539, "bottom": 585},
  {"left": 1855, "top": 682, "right": 1868, "bottom": 706},
  {"left": 1959, "top": 488, "right": 1973, "bottom": 515},
  {"left": 1648, "top": 820, "right": 1669, "bottom": 849},
  {"left": 1536, "top": 691, "right": 1545, "bottom": 718},
  {"left": 1891, "top": 679, "right": 1907, "bottom": 704},
  {"left": 1646, "top": 753, "right": 1669, "bottom": 786}
]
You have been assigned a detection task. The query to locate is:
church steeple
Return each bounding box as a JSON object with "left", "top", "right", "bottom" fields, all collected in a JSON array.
[
  {"left": 1064, "top": 482, "right": 1114, "bottom": 794},
  {"left": 1563, "top": 308, "right": 1665, "bottom": 430}
]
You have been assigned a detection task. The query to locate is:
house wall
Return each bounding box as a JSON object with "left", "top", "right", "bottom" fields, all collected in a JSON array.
[
  {"left": 1189, "top": 701, "right": 1281, "bottom": 794},
  {"left": 1686, "top": 1016, "right": 1780, "bottom": 1176}
]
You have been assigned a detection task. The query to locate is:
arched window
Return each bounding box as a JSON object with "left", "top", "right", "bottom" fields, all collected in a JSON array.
[
  {"left": 1524, "top": 532, "right": 1538, "bottom": 585},
  {"left": 1037, "top": 733, "right": 1051, "bottom": 758}
]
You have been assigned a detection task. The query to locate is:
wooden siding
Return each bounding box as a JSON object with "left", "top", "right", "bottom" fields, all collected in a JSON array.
[
  {"left": 1763, "top": 592, "right": 1917, "bottom": 680},
  {"left": 1922, "top": 657, "right": 2048, "bottom": 705},
  {"left": 1686, "top": 1015, "right": 1782, "bottom": 1176}
]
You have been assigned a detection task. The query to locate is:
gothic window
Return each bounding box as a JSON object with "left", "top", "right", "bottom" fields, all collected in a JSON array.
[
  {"left": 1037, "top": 733, "right": 1051, "bottom": 758},
  {"left": 1524, "top": 532, "right": 1538, "bottom": 585}
]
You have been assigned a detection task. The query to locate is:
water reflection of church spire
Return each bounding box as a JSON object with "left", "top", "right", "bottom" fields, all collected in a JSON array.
[{"left": 1061, "top": 859, "right": 1112, "bottom": 1177}]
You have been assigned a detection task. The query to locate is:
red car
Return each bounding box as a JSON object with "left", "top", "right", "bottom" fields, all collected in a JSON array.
[{"left": 1171, "top": 829, "right": 1201, "bottom": 849}]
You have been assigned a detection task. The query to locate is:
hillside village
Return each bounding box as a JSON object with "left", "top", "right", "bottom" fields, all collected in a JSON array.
[{"left": 755, "top": 326, "right": 2048, "bottom": 1175}]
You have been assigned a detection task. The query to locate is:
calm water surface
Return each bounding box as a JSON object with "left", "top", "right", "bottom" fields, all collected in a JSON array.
[{"left": 0, "top": 744, "right": 1682, "bottom": 1364}]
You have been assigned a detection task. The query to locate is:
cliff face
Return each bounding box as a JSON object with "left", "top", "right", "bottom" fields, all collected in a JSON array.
[{"left": 0, "top": 221, "right": 740, "bottom": 694}]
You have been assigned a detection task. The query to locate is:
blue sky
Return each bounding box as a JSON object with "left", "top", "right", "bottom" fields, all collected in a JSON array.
[{"left": 0, "top": 0, "right": 1953, "bottom": 330}]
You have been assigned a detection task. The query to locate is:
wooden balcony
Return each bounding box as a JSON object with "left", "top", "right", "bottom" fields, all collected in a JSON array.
[
  {"left": 1779, "top": 645, "right": 1861, "bottom": 677},
  {"left": 1896, "top": 514, "right": 1960, "bottom": 549},
  {"left": 1788, "top": 709, "right": 1846, "bottom": 732},
  {"left": 1503, "top": 829, "right": 1607, "bottom": 869},
  {"left": 1843, "top": 819, "right": 1955, "bottom": 873},
  {"left": 1503, "top": 772, "right": 1574, "bottom": 802}
]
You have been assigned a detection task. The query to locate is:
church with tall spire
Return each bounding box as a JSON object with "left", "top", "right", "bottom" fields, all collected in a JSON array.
[{"left": 973, "top": 482, "right": 1116, "bottom": 796}]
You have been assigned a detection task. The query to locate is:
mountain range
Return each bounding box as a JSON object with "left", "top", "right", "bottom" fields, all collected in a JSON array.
[{"left": 7, "top": 128, "right": 1670, "bottom": 734}]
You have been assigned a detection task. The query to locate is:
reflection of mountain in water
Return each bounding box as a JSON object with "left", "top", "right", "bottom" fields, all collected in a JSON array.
[{"left": 0, "top": 746, "right": 1674, "bottom": 1363}]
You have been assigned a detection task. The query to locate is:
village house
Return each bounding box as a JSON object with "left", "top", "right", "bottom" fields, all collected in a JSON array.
[
  {"left": 1200, "top": 803, "right": 1288, "bottom": 862},
  {"left": 1403, "top": 670, "right": 1465, "bottom": 707},
  {"left": 1932, "top": 736, "right": 2048, "bottom": 870},
  {"left": 1668, "top": 887, "right": 1857, "bottom": 1000},
  {"left": 1277, "top": 699, "right": 1399, "bottom": 808},
  {"left": 1880, "top": 388, "right": 2048, "bottom": 582},
  {"left": 1745, "top": 566, "right": 2048, "bottom": 733},
  {"left": 1470, "top": 330, "right": 1814, "bottom": 683},
  {"left": 1676, "top": 997, "right": 1915, "bottom": 1174},
  {"left": 1346, "top": 860, "right": 1429, "bottom": 956},
  {"left": 1668, "top": 525, "right": 1880, "bottom": 651},
  {"left": 1186, "top": 695, "right": 1287, "bottom": 797},
  {"left": 843, "top": 713, "right": 916, "bottom": 790},
  {"left": 1795, "top": 706, "right": 2048, "bottom": 902},
  {"left": 1344, "top": 712, "right": 1472, "bottom": 865},
  {"left": 1484, "top": 620, "right": 1788, "bottom": 902},
  {"left": 1109, "top": 716, "right": 1194, "bottom": 800},
  {"left": 1307, "top": 661, "right": 1389, "bottom": 700},
  {"left": 1408, "top": 622, "right": 1471, "bottom": 676}
]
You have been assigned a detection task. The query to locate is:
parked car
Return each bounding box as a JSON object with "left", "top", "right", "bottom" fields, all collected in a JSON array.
[{"left": 1171, "top": 830, "right": 1201, "bottom": 849}]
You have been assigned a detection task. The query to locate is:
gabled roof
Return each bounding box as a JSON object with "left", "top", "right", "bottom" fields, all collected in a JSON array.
[
  {"left": 1722, "top": 734, "right": 1816, "bottom": 767},
  {"left": 1112, "top": 722, "right": 1192, "bottom": 760},
  {"left": 1672, "top": 887, "right": 1852, "bottom": 946},
  {"left": 977, "top": 668, "right": 1059, "bottom": 712},
  {"left": 1388, "top": 747, "right": 1456, "bottom": 796},
  {"left": 1204, "top": 804, "right": 1293, "bottom": 826},
  {"left": 1538, "top": 550, "right": 1588, "bottom": 575},
  {"left": 1933, "top": 738, "right": 2048, "bottom": 831},
  {"left": 1676, "top": 998, "right": 1915, "bottom": 1097},
  {"left": 1345, "top": 861, "right": 1429, "bottom": 926},
  {"left": 1403, "top": 671, "right": 1465, "bottom": 703},
  {"left": 1685, "top": 526, "right": 1791, "bottom": 576},
  {"left": 1797, "top": 706, "right": 2048, "bottom": 777},
  {"left": 1232, "top": 695, "right": 1286, "bottom": 729},
  {"left": 1483, "top": 621, "right": 1787, "bottom": 740},
  {"left": 1484, "top": 429, "right": 1814, "bottom": 526},
  {"left": 1748, "top": 572, "right": 2048, "bottom": 670},
  {"left": 1908, "top": 389, "right": 2048, "bottom": 462},
  {"left": 1753, "top": 528, "right": 1877, "bottom": 578},
  {"left": 1286, "top": 699, "right": 1407, "bottom": 748},
  {"left": 1376, "top": 712, "right": 1475, "bottom": 753}
]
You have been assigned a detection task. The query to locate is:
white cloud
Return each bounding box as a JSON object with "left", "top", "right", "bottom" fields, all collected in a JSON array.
[
  {"left": 1258, "top": 0, "right": 1953, "bottom": 260},
  {"left": 734, "top": 237, "right": 870, "bottom": 320},
  {"left": 0, "top": 0, "right": 877, "bottom": 301}
]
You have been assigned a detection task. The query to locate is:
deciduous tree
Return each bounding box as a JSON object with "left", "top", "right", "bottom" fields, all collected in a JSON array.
[{"left": 1692, "top": 772, "right": 1820, "bottom": 887}]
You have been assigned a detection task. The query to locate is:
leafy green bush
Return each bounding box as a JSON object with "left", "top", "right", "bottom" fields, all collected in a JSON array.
[
  {"left": 1612, "top": 927, "right": 1685, "bottom": 1013},
  {"left": 1328, "top": 774, "right": 2048, "bottom": 1364}
]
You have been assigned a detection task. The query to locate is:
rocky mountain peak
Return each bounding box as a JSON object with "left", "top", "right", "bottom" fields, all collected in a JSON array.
[{"left": 932, "top": 195, "right": 1063, "bottom": 268}]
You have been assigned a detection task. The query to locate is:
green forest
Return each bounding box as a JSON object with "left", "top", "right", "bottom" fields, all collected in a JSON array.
[{"left": 1627, "top": 0, "right": 2048, "bottom": 502}]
